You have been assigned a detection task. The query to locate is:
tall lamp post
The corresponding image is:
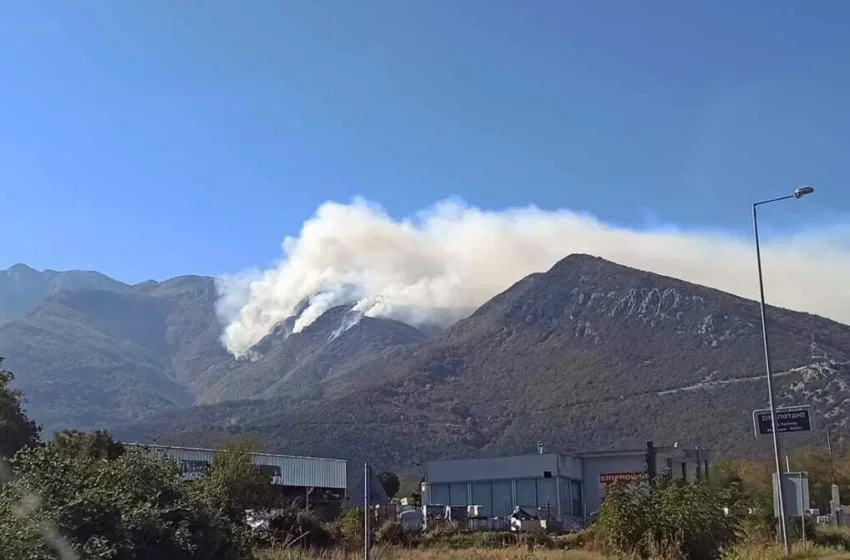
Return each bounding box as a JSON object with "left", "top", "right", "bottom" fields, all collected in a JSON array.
[{"left": 753, "top": 185, "right": 814, "bottom": 553}]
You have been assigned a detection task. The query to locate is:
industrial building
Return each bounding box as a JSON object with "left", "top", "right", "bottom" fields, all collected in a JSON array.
[
  {"left": 126, "top": 443, "right": 348, "bottom": 518},
  {"left": 423, "top": 442, "right": 709, "bottom": 524}
]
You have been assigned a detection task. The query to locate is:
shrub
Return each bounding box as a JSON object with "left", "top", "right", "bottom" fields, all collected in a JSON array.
[
  {"left": 595, "top": 479, "right": 739, "bottom": 560},
  {"left": 517, "top": 528, "right": 555, "bottom": 550},
  {"left": 425, "top": 516, "right": 460, "bottom": 538},
  {"left": 813, "top": 526, "right": 850, "bottom": 550},
  {"left": 263, "top": 505, "right": 334, "bottom": 549},
  {"left": 553, "top": 531, "right": 587, "bottom": 549},
  {"left": 0, "top": 444, "right": 251, "bottom": 560},
  {"left": 331, "top": 507, "right": 368, "bottom": 550},
  {"left": 375, "top": 519, "right": 417, "bottom": 547},
  {"left": 470, "top": 531, "right": 519, "bottom": 548}
]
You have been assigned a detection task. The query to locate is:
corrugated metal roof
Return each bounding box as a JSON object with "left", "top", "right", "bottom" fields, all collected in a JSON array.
[{"left": 125, "top": 444, "right": 347, "bottom": 489}]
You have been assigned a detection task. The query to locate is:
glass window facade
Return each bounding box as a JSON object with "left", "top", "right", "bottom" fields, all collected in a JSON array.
[{"left": 429, "top": 477, "right": 584, "bottom": 518}]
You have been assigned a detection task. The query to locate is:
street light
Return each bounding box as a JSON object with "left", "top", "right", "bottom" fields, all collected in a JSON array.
[{"left": 752, "top": 185, "right": 814, "bottom": 553}]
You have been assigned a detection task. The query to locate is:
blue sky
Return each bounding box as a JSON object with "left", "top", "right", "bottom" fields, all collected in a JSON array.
[{"left": 2, "top": 1, "right": 849, "bottom": 283}]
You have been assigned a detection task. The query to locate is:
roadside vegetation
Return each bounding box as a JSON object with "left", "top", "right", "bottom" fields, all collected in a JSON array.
[{"left": 3, "top": 357, "right": 850, "bottom": 559}]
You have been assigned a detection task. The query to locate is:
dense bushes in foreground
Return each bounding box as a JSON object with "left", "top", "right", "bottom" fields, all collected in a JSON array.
[
  {"left": 595, "top": 479, "right": 738, "bottom": 560},
  {"left": 0, "top": 437, "right": 255, "bottom": 559}
]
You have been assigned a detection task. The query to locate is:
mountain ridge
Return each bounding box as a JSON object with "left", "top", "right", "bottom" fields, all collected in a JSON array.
[
  {"left": 0, "top": 271, "right": 435, "bottom": 433},
  {"left": 112, "top": 254, "right": 850, "bottom": 468},
  {"left": 0, "top": 264, "right": 129, "bottom": 322},
  {"left": 3, "top": 256, "right": 848, "bottom": 469}
]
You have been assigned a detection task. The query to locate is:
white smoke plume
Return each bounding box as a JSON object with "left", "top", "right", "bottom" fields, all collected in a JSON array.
[{"left": 217, "top": 197, "right": 850, "bottom": 357}]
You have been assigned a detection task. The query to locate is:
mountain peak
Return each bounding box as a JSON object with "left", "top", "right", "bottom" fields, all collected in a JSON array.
[
  {"left": 548, "top": 253, "right": 642, "bottom": 276},
  {"left": 0, "top": 266, "right": 128, "bottom": 322},
  {"left": 6, "top": 263, "right": 35, "bottom": 274}
]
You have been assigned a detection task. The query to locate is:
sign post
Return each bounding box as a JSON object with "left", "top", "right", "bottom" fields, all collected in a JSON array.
[
  {"left": 364, "top": 463, "right": 370, "bottom": 560},
  {"left": 753, "top": 406, "right": 813, "bottom": 437}
]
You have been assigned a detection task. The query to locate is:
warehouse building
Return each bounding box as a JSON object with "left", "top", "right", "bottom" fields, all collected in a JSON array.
[
  {"left": 126, "top": 444, "right": 348, "bottom": 518},
  {"left": 423, "top": 442, "right": 708, "bottom": 523}
]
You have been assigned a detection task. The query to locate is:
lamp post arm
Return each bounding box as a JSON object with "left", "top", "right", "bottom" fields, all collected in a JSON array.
[{"left": 754, "top": 194, "right": 796, "bottom": 207}]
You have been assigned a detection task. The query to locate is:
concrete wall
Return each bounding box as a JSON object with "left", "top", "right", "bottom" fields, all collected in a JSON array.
[{"left": 559, "top": 454, "right": 583, "bottom": 479}]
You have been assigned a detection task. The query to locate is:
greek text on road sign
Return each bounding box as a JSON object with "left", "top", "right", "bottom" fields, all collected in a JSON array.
[{"left": 753, "top": 406, "right": 812, "bottom": 437}]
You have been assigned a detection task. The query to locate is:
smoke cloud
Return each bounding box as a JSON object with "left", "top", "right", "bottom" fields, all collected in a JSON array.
[{"left": 217, "top": 197, "right": 850, "bottom": 357}]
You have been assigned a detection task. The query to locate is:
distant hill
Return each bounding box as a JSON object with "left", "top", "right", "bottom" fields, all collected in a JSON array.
[
  {"left": 114, "top": 255, "right": 850, "bottom": 468},
  {"left": 0, "top": 264, "right": 128, "bottom": 322},
  {"left": 0, "top": 276, "right": 220, "bottom": 432},
  {"left": 0, "top": 270, "right": 429, "bottom": 433}
]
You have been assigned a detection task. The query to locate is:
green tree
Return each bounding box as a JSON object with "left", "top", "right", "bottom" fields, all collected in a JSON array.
[
  {"left": 377, "top": 470, "right": 400, "bottom": 499},
  {"left": 0, "top": 442, "right": 251, "bottom": 559},
  {"left": 191, "top": 440, "right": 274, "bottom": 522},
  {"left": 790, "top": 447, "right": 850, "bottom": 512},
  {"left": 0, "top": 357, "right": 40, "bottom": 459},
  {"left": 51, "top": 429, "right": 125, "bottom": 460}
]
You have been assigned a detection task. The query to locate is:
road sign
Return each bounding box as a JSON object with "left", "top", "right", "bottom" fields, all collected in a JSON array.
[{"left": 753, "top": 406, "right": 813, "bottom": 437}]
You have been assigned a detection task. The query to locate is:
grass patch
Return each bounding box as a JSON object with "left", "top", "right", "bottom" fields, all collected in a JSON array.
[
  {"left": 813, "top": 527, "right": 850, "bottom": 551},
  {"left": 257, "top": 541, "right": 850, "bottom": 560},
  {"left": 258, "top": 548, "right": 610, "bottom": 559},
  {"left": 725, "top": 541, "right": 850, "bottom": 560}
]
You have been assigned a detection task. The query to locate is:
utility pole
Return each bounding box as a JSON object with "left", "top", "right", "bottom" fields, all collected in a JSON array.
[
  {"left": 364, "top": 463, "right": 371, "bottom": 560},
  {"left": 800, "top": 472, "right": 806, "bottom": 546}
]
